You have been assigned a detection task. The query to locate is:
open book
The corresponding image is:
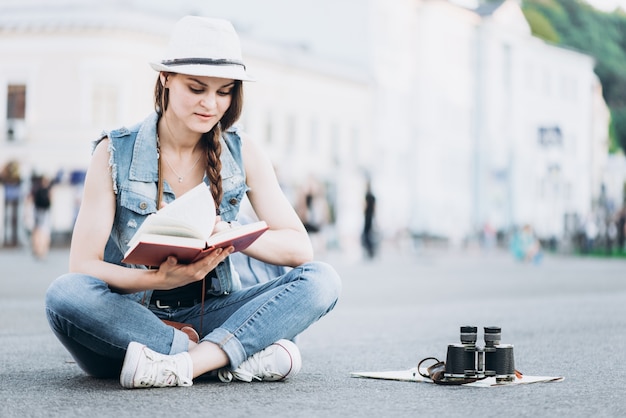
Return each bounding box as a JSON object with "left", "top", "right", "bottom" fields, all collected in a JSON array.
[{"left": 122, "top": 183, "right": 268, "bottom": 267}]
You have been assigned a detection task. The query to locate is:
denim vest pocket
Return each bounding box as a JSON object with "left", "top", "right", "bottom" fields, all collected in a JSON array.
[
  {"left": 219, "top": 184, "right": 247, "bottom": 222},
  {"left": 116, "top": 183, "right": 158, "bottom": 249}
]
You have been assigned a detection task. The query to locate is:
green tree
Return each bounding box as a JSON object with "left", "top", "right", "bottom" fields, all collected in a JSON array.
[
  {"left": 611, "top": 107, "right": 626, "bottom": 152},
  {"left": 523, "top": 8, "right": 560, "bottom": 43},
  {"left": 521, "top": 0, "right": 626, "bottom": 153}
]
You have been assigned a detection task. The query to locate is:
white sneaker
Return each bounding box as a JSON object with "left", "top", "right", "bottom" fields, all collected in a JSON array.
[
  {"left": 218, "top": 339, "right": 302, "bottom": 383},
  {"left": 120, "top": 342, "right": 193, "bottom": 388}
]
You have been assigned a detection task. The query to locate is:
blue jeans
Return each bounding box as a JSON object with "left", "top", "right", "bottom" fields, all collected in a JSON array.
[{"left": 45, "top": 261, "right": 341, "bottom": 378}]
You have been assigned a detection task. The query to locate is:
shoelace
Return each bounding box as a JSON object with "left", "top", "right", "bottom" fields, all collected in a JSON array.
[
  {"left": 219, "top": 350, "right": 284, "bottom": 382},
  {"left": 138, "top": 351, "right": 192, "bottom": 387}
]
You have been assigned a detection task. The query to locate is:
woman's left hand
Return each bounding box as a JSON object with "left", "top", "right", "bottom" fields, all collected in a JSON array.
[{"left": 154, "top": 245, "right": 234, "bottom": 290}]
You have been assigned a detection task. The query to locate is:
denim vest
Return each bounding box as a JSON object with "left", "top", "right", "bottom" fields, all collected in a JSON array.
[{"left": 96, "top": 113, "right": 247, "bottom": 306}]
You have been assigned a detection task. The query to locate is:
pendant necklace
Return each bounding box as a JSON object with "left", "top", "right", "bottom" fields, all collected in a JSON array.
[
  {"left": 162, "top": 153, "right": 202, "bottom": 183},
  {"left": 156, "top": 134, "right": 203, "bottom": 183}
]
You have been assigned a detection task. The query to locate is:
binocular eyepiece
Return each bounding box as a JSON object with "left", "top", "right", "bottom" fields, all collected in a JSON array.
[{"left": 444, "top": 326, "right": 515, "bottom": 383}]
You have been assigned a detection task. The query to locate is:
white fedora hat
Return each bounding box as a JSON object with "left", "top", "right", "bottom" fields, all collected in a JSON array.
[{"left": 150, "top": 16, "right": 254, "bottom": 81}]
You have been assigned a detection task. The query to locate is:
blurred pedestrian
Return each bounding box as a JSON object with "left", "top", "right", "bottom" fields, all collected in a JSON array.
[
  {"left": 45, "top": 16, "right": 340, "bottom": 390},
  {"left": 481, "top": 222, "right": 497, "bottom": 252},
  {"left": 30, "top": 175, "right": 54, "bottom": 259},
  {"left": 0, "top": 160, "right": 22, "bottom": 247},
  {"left": 510, "top": 224, "right": 542, "bottom": 264},
  {"left": 617, "top": 205, "right": 626, "bottom": 253},
  {"left": 583, "top": 214, "right": 598, "bottom": 254},
  {"left": 296, "top": 175, "right": 329, "bottom": 253},
  {"left": 605, "top": 219, "right": 617, "bottom": 255},
  {"left": 362, "top": 181, "right": 377, "bottom": 259}
]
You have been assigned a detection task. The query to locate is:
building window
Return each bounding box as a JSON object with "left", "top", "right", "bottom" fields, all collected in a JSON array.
[
  {"left": 6, "top": 85, "right": 25, "bottom": 119},
  {"left": 309, "top": 119, "right": 319, "bottom": 153},
  {"left": 6, "top": 84, "right": 26, "bottom": 142},
  {"left": 286, "top": 114, "right": 296, "bottom": 154},
  {"left": 538, "top": 126, "right": 563, "bottom": 147},
  {"left": 542, "top": 68, "right": 552, "bottom": 97},
  {"left": 331, "top": 123, "right": 340, "bottom": 166},
  {"left": 265, "top": 117, "right": 273, "bottom": 146},
  {"left": 351, "top": 126, "right": 359, "bottom": 153}
]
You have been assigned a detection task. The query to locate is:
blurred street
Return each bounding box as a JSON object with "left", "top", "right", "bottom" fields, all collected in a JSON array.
[{"left": 1, "top": 245, "right": 625, "bottom": 417}]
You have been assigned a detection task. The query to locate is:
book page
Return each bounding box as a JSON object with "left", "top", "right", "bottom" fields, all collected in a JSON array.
[
  {"left": 127, "top": 183, "right": 216, "bottom": 248},
  {"left": 157, "top": 183, "right": 216, "bottom": 238},
  {"left": 133, "top": 215, "right": 200, "bottom": 238},
  {"left": 130, "top": 233, "right": 205, "bottom": 249}
]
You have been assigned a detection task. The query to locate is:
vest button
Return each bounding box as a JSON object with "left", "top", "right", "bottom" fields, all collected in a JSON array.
[
  {"left": 229, "top": 198, "right": 238, "bottom": 205},
  {"left": 139, "top": 202, "right": 148, "bottom": 210}
]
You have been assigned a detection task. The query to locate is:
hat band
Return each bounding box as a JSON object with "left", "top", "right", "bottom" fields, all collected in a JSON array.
[{"left": 161, "top": 58, "right": 246, "bottom": 69}]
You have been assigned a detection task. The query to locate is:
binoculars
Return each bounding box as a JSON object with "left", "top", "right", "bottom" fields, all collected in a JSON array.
[{"left": 444, "top": 326, "right": 516, "bottom": 383}]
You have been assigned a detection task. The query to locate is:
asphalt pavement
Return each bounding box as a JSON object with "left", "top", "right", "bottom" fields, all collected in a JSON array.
[{"left": 1, "top": 243, "right": 625, "bottom": 417}]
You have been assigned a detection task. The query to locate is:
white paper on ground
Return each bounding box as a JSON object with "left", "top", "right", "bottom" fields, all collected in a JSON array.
[{"left": 350, "top": 368, "right": 564, "bottom": 388}]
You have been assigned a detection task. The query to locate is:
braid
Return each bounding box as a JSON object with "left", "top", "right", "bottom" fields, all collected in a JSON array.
[{"left": 204, "top": 127, "right": 223, "bottom": 209}]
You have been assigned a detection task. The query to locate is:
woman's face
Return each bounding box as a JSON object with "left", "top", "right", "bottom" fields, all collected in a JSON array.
[{"left": 163, "top": 73, "right": 234, "bottom": 134}]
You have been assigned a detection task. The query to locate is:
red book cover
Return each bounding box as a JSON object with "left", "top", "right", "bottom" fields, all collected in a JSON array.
[
  {"left": 192, "top": 224, "right": 269, "bottom": 262},
  {"left": 122, "top": 221, "right": 268, "bottom": 267}
]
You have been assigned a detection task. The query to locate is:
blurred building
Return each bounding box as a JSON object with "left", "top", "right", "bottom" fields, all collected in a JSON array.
[
  {"left": 0, "top": 0, "right": 613, "bottom": 249},
  {"left": 368, "top": 0, "right": 609, "bottom": 244},
  {"left": 0, "top": 1, "right": 374, "bottom": 247}
]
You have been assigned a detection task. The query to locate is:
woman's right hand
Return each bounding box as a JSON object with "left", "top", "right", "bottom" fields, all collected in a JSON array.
[{"left": 154, "top": 246, "right": 234, "bottom": 290}]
